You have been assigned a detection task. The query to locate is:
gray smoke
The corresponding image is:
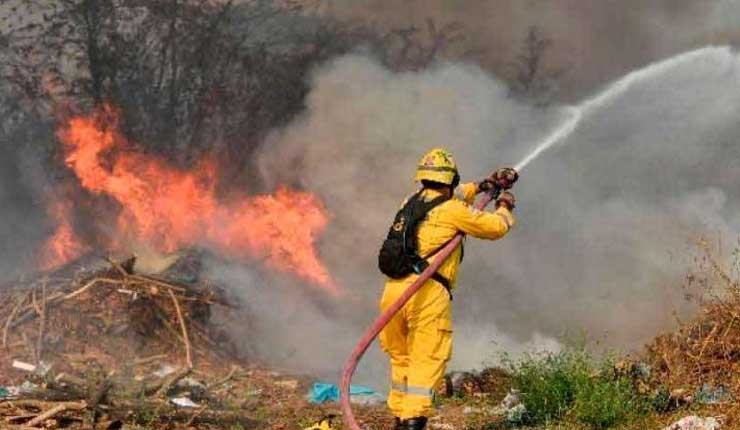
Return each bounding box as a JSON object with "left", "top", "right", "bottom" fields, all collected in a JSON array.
[
  {"left": 318, "top": 0, "right": 740, "bottom": 99},
  {"left": 0, "top": 92, "right": 55, "bottom": 282},
  {"left": 218, "top": 47, "right": 740, "bottom": 385}
]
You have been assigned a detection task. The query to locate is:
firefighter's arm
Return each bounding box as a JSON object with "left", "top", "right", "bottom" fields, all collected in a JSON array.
[
  {"left": 443, "top": 200, "right": 515, "bottom": 240},
  {"left": 454, "top": 182, "right": 478, "bottom": 204}
]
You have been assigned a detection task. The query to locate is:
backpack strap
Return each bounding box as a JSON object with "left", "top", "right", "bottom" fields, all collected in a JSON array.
[
  {"left": 431, "top": 272, "right": 453, "bottom": 300},
  {"left": 402, "top": 192, "right": 455, "bottom": 300}
]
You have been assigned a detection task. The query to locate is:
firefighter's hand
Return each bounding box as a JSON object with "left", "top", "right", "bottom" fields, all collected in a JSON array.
[
  {"left": 478, "top": 167, "right": 519, "bottom": 193},
  {"left": 493, "top": 167, "right": 518, "bottom": 190},
  {"left": 477, "top": 176, "right": 496, "bottom": 192},
  {"left": 496, "top": 191, "right": 516, "bottom": 211}
]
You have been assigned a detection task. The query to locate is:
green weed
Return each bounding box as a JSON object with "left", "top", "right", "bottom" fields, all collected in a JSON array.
[{"left": 505, "top": 348, "right": 650, "bottom": 429}]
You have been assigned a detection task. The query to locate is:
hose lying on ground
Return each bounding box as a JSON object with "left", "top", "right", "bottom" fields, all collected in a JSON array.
[{"left": 340, "top": 187, "right": 501, "bottom": 429}]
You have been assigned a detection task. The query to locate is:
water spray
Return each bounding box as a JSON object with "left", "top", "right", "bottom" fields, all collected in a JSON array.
[
  {"left": 340, "top": 46, "right": 728, "bottom": 429},
  {"left": 515, "top": 46, "right": 729, "bottom": 171}
]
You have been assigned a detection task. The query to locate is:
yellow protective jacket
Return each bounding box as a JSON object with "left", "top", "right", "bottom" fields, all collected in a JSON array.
[{"left": 384, "top": 182, "right": 515, "bottom": 291}]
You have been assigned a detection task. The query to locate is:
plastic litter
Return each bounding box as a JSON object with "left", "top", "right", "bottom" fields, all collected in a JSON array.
[
  {"left": 695, "top": 384, "right": 732, "bottom": 405},
  {"left": 170, "top": 396, "right": 199, "bottom": 408},
  {"left": 491, "top": 389, "right": 526, "bottom": 425},
  {"left": 664, "top": 416, "right": 723, "bottom": 430},
  {"left": 0, "top": 387, "right": 8, "bottom": 399},
  {"left": 506, "top": 404, "right": 527, "bottom": 424},
  {"left": 308, "top": 383, "right": 384, "bottom": 404},
  {"left": 12, "top": 360, "right": 51, "bottom": 376},
  {"left": 12, "top": 360, "right": 36, "bottom": 372}
]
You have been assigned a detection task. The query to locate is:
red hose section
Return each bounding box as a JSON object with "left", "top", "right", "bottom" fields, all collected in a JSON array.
[{"left": 340, "top": 189, "right": 499, "bottom": 429}]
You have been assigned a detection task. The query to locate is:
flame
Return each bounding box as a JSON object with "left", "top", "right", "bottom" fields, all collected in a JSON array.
[
  {"left": 40, "top": 200, "right": 90, "bottom": 270},
  {"left": 55, "top": 105, "right": 337, "bottom": 293}
]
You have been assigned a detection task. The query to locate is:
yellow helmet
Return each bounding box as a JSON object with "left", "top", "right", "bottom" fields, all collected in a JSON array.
[{"left": 415, "top": 148, "right": 459, "bottom": 185}]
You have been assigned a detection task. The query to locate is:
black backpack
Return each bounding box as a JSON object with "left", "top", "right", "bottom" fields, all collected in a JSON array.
[{"left": 378, "top": 190, "right": 454, "bottom": 294}]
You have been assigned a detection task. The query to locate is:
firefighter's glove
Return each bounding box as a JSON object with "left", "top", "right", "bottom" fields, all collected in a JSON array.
[
  {"left": 493, "top": 167, "right": 518, "bottom": 190},
  {"left": 477, "top": 177, "right": 496, "bottom": 192},
  {"left": 496, "top": 191, "right": 516, "bottom": 211}
]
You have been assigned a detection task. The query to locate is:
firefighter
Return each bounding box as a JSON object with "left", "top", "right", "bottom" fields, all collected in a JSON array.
[{"left": 378, "top": 148, "right": 517, "bottom": 429}]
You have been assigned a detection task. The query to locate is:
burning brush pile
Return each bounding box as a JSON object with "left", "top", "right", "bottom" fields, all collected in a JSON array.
[
  {"left": 0, "top": 103, "right": 346, "bottom": 429},
  {"left": 0, "top": 103, "right": 343, "bottom": 429},
  {"left": 0, "top": 252, "right": 263, "bottom": 429}
]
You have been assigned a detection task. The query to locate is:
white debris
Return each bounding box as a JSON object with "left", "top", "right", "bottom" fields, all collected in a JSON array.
[
  {"left": 153, "top": 364, "right": 177, "bottom": 378},
  {"left": 170, "top": 396, "right": 199, "bottom": 408},
  {"left": 12, "top": 360, "right": 36, "bottom": 372},
  {"left": 12, "top": 360, "right": 50, "bottom": 376},
  {"left": 489, "top": 389, "right": 526, "bottom": 424},
  {"left": 664, "top": 416, "right": 723, "bottom": 430},
  {"left": 501, "top": 390, "right": 521, "bottom": 408},
  {"left": 506, "top": 404, "right": 526, "bottom": 423},
  {"left": 5, "top": 381, "right": 40, "bottom": 397}
]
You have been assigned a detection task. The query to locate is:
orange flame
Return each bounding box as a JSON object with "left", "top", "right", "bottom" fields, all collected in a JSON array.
[
  {"left": 55, "top": 106, "right": 337, "bottom": 293},
  {"left": 39, "top": 200, "right": 90, "bottom": 270}
]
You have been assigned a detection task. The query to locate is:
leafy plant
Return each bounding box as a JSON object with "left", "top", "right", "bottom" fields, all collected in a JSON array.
[
  {"left": 573, "top": 375, "right": 648, "bottom": 429},
  {"left": 505, "top": 348, "right": 649, "bottom": 429},
  {"left": 506, "top": 349, "right": 591, "bottom": 425}
]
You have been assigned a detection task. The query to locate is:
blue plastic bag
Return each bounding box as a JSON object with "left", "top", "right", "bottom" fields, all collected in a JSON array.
[{"left": 308, "top": 382, "right": 377, "bottom": 403}]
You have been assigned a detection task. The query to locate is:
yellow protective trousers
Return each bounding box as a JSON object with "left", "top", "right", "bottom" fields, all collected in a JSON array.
[
  {"left": 378, "top": 182, "right": 515, "bottom": 418},
  {"left": 379, "top": 278, "right": 452, "bottom": 419}
]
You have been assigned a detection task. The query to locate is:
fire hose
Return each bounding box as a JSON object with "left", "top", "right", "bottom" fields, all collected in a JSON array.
[{"left": 340, "top": 185, "right": 503, "bottom": 429}]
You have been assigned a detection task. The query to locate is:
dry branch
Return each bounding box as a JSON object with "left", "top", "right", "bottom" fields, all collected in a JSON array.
[
  {"left": 154, "top": 367, "right": 192, "bottom": 398},
  {"left": 25, "top": 401, "right": 86, "bottom": 427},
  {"left": 134, "top": 354, "right": 169, "bottom": 366},
  {"left": 168, "top": 289, "right": 193, "bottom": 369},
  {"left": 63, "top": 278, "right": 122, "bottom": 300}
]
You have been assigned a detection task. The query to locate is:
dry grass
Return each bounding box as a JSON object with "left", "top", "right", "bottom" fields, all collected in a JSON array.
[{"left": 644, "top": 243, "right": 740, "bottom": 425}]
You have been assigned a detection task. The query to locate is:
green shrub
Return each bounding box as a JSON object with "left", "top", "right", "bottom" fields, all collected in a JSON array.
[
  {"left": 573, "top": 375, "right": 648, "bottom": 429},
  {"left": 506, "top": 349, "right": 591, "bottom": 425},
  {"left": 506, "top": 349, "right": 649, "bottom": 429}
]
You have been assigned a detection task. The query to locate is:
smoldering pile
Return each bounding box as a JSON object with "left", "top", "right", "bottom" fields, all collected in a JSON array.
[{"left": 0, "top": 251, "right": 267, "bottom": 429}]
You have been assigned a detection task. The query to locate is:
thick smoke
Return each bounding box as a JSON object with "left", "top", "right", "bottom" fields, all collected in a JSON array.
[
  {"left": 319, "top": 0, "right": 740, "bottom": 99},
  {"left": 225, "top": 48, "right": 740, "bottom": 384},
  {"left": 0, "top": 97, "right": 55, "bottom": 281}
]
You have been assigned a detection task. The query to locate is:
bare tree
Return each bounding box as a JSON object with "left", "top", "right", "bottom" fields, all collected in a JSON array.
[
  {"left": 509, "top": 25, "right": 562, "bottom": 106},
  {"left": 380, "top": 18, "right": 466, "bottom": 71}
]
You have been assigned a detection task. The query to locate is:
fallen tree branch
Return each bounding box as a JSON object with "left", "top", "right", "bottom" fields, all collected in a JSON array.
[
  {"left": 25, "top": 400, "right": 86, "bottom": 427},
  {"left": 9, "top": 292, "right": 64, "bottom": 329},
  {"left": 206, "top": 366, "right": 239, "bottom": 392},
  {"left": 134, "top": 354, "right": 169, "bottom": 366},
  {"left": 63, "top": 278, "right": 123, "bottom": 300},
  {"left": 168, "top": 289, "right": 193, "bottom": 369},
  {"left": 145, "top": 367, "right": 192, "bottom": 397},
  {"left": 130, "top": 274, "right": 186, "bottom": 292}
]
